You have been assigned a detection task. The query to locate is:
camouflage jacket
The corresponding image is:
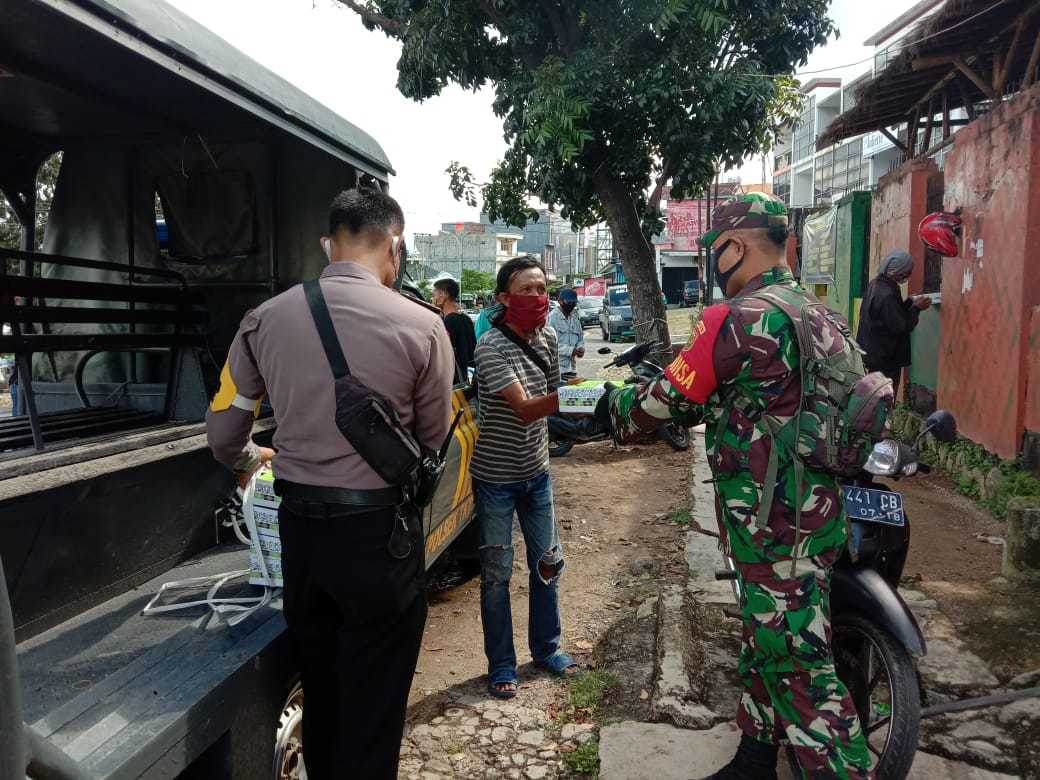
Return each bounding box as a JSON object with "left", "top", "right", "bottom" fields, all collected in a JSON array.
[{"left": 607, "top": 267, "right": 848, "bottom": 581}]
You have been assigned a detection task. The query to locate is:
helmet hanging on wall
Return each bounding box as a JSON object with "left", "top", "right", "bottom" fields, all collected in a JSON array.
[{"left": 918, "top": 210, "right": 963, "bottom": 257}]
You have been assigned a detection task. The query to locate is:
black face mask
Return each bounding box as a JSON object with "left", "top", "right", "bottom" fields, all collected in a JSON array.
[
  {"left": 560, "top": 301, "right": 576, "bottom": 313},
  {"left": 712, "top": 239, "right": 743, "bottom": 299}
]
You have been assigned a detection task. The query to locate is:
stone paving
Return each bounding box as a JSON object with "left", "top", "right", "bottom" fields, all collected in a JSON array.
[{"left": 400, "top": 692, "right": 590, "bottom": 779}]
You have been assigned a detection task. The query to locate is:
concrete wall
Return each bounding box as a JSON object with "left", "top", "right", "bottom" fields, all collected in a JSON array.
[
  {"left": 869, "top": 164, "right": 942, "bottom": 399},
  {"left": 908, "top": 307, "right": 940, "bottom": 391},
  {"left": 869, "top": 157, "right": 935, "bottom": 287},
  {"left": 1026, "top": 306, "right": 1040, "bottom": 434},
  {"left": 939, "top": 84, "right": 1040, "bottom": 458}
]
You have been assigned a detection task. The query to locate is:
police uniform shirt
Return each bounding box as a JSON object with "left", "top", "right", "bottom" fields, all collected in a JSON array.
[{"left": 206, "top": 261, "right": 455, "bottom": 489}]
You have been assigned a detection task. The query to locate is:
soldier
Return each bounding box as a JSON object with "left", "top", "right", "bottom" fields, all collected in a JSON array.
[
  {"left": 596, "top": 193, "right": 874, "bottom": 780},
  {"left": 206, "top": 188, "right": 454, "bottom": 780}
]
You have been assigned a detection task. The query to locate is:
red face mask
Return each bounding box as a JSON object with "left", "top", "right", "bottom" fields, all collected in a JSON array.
[{"left": 503, "top": 294, "right": 549, "bottom": 331}]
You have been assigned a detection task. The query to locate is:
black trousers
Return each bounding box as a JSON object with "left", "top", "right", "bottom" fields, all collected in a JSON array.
[{"left": 279, "top": 499, "right": 426, "bottom": 780}]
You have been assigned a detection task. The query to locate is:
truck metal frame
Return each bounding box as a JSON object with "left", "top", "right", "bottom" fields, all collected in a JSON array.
[{"left": 0, "top": 2, "right": 476, "bottom": 777}]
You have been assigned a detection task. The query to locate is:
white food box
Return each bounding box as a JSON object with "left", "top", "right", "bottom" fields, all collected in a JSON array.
[
  {"left": 557, "top": 380, "right": 608, "bottom": 414},
  {"left": 249, "top": 470, "right": 283, "bottom": 587}
]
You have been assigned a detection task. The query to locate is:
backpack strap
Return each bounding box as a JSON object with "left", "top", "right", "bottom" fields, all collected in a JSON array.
[{"left": 723, "top": 287, "right": 815, "bottom": 577}]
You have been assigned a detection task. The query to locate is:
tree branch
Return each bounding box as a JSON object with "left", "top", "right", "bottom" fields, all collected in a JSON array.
[
  {"left": 336, "top": 0, "right": 407, "bottom": 38},
  {"left": 647, "top": 156, "right": 680, "bottom": 218},
  {"left": 474, "top": 0, "right": 545, "bottom": 71},
  {"left": 539, "top": 0, "right": 572, "bottom": 54}
]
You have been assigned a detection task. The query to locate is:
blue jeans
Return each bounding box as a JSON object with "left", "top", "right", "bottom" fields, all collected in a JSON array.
[{"left": 474, "top": 471, "right": 565, "bottom": 673}]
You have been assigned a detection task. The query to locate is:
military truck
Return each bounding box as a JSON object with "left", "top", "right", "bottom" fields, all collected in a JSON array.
[{"left": 0, "top": 2, "right": 476, "bottom": 778}]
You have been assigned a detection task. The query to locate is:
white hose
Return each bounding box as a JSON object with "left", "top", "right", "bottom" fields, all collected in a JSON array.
[{"left": 142, "top": 472, "right": 278, "bottom": 624}]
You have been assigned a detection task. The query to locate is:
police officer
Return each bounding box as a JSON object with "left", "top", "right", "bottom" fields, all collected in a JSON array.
[
  {"left": 206, "top": 188, "right": 454, "bottom": 780},
  {"left": 597, "top": 193, "right": 874, "bottom": 780}
]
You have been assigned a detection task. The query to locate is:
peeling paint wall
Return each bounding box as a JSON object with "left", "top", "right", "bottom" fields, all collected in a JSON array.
[{"left": 939, "top": 85, "right": 1040, "bottom": 458}]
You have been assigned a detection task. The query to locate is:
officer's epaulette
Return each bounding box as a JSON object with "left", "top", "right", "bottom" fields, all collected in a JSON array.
[{"left": 398, "top": 289, "right": 442, "bottom": 315}]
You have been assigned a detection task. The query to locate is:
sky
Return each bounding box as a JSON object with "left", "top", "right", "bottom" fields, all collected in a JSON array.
[{"left": 165, "top": 0, "right": 913, "bottom": 242}]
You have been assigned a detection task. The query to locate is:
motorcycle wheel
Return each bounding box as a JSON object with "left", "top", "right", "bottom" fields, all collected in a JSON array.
[
  {"left": 787, "top": 612, "right": 920, "bottom": 780},
  {"left": 548, "top": 434, "right": 574, "bottom": 457},
  {"left": 659, "top": 423, "right": 691, "bottom": 451}
]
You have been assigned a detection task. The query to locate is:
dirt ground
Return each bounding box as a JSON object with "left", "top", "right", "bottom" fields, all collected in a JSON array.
[
  {"left": 407, "top": 440, "right": 1040, "bottom": 734},
  {"left": 406, "top": 439, "right": 693, "bottom": 722},
  {"left": 898, "top": 472, "right": 1040, "bottom": 681}
]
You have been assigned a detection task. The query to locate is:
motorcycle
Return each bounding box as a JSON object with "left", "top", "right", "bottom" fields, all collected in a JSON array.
[
  {"left": 546, "top": 340, "right": 692, "bottom": 457},
  {"left": 717, "top": 409, "right": 958, "bottom": 780}
]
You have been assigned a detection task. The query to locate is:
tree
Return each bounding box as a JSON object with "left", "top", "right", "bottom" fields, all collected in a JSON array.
[
  {"left": 461, "top": 268, "right": 495, "bottom": 297},
  {"left": 0, "top": 152, "right": 61, "bottom": 259},
  {"left": 339, "top": 0, "right": 831, "bottom": 355}
]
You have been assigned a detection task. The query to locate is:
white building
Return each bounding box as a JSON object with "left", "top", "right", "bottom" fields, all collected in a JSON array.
[{"left": 772, "top": 0, "right": 949, "bottom": 208}]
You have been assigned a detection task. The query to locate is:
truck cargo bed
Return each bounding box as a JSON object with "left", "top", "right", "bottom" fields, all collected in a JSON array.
[{"left": 17, "top": 544, "right": 293, "bottom": 779}]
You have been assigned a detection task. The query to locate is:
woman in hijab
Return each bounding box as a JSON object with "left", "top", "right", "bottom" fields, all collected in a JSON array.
[{"left": 856, "top": 248, "right": 931, "bottom": 397}]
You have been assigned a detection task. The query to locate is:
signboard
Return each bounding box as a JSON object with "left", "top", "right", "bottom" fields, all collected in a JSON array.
[
  {"left": 581, "top": 277, "right": 606, "bottom": 297},
  {"left": 863, "top": 127, "right": 898, "bottom": 158},
  {"left": 802, "top": 206, "right": 838, "bottom": 285}
]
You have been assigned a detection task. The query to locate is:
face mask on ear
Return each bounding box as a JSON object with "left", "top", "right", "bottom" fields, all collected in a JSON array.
[
  {"left": 713, "top": 239, "right": 744, "bottom": 299},
  {"left": 323, "top": 238, "right": 331, "bottom": 259}
]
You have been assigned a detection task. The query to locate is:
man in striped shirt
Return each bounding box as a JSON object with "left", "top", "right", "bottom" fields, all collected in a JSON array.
[{"left": 471, "top": 255, "right": 582, "bottom": 698}]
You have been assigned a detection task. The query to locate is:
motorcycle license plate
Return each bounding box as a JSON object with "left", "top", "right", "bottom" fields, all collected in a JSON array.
[{"left": 842, "top": 486, "right": 904, "bottom": 526}]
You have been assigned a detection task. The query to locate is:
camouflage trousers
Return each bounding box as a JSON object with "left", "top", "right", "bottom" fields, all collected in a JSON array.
[{"left": 735, "top": 568, "right": 875, "bottom": 780}]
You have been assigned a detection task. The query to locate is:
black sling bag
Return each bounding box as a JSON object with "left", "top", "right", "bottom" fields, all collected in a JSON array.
[{"left": 303, "top": 279, "right": 426, "bottom": 487}]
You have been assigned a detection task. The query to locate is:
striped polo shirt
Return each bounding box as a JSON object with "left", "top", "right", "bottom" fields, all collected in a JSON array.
[{"left": 471, "top": 325, "right": 560, "bottom": 483}]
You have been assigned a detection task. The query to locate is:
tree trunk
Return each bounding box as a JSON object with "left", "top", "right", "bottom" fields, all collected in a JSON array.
[{"left": 591, "top": 167, "right": 672, "bottom": 366}]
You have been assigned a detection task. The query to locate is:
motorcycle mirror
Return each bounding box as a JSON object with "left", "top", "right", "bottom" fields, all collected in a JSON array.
[
  {"left": 597, "top": 347, "right": 612, "bottom": 355},
  {"left": 923, "top": 410, "right": 957, "bottom": 444}
]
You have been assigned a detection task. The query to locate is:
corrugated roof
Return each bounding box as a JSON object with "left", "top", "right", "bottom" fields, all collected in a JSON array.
[{"left": 819, "top": 0, "right": 1040, "bottom": 148}]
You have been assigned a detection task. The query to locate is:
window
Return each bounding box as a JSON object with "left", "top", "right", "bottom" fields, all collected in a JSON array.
[
  {"left": 792, "top": 97, "right": 816, "bottom": 163},
  {"left": 774, "top": 171, "right": 791, "bottom": 205}
]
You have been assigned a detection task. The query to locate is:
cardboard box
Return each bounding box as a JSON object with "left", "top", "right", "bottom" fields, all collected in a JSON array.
[{"left": 557, "top": 380, "right": 608, "bottom": 414}]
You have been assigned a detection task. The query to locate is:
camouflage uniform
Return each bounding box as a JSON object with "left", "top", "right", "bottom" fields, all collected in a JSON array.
[{"left": 606, "top": 197, "right": 873, "bottom": 780}]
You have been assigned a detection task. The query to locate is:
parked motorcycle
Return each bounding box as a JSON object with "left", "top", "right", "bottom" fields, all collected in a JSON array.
[
  {"left": 717, "top": 409, "right": 958, "bottom": 780},
  {"left": 546, "top": 341, "right": 691, "bottom": 457}
]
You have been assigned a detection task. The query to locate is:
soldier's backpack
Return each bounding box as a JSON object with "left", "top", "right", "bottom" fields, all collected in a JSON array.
[{"left": 719, "top": 284, "right": 895, "bottom": 549}]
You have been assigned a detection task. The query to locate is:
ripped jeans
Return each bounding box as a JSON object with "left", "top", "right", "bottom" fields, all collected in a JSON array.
[{"left": 473, "top": 471, "right": 565, "bottom": 673}]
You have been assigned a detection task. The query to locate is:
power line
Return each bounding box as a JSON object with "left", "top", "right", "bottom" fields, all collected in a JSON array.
[{"left": 760, "top": 0, "right": 1013, "bottom": 80}]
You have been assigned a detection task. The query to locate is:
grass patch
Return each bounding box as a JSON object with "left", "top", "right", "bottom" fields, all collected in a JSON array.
[
  {"left": 567, "top": 669, "right": 618, "bottom": 710},
  {"left": 983, "top": 459, "right": 1040, "bottom": 518},
  {"left": 672, "top": 506, "right": 693, "bottom": 526},
  {"left": 562, "top": 739, "right": 600, "bottom": 776}
]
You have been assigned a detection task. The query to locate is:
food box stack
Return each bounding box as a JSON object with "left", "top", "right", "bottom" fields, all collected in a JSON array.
[
  {"left": 557, "top": 380, "right": 609, "bottom": 414},
  {"left": 248, "top": 469, "right": 283, "bottom": 587}
]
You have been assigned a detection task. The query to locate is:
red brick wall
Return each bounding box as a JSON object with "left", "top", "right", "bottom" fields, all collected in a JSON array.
[{"left": 939, "top": 85, "right": 1040, "bottom": 457}]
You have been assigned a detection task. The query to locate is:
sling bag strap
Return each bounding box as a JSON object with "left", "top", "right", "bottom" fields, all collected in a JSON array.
[
  {"left": 303, "top": 279, "right": 350, "bottom": 379},
  {"left": 494, "top": 322, "right": 552, "bottom": 378}
]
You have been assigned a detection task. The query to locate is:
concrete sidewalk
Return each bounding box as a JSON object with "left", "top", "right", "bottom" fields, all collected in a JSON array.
[
  {"left": 599, "top": 721, "right": 1017, "bottom": 780},
  {"left": 599, "top": 431, "right": 1025, "bottom": 780}
]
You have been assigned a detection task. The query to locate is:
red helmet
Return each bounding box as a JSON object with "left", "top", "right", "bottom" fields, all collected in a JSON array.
[{"left": 918, "top": 210, "right": 962, "bottom": 257}]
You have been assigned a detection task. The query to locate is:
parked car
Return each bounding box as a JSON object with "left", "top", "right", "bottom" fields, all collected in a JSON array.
[
  {"left": 576, "top": 296, "right": 600, "bottom": 328},
  {"left": 599, "top": 284, "right": 633, "bottom": 342},
  {"left": 680, "top": 279, "right": 700, "bottom": 308}
]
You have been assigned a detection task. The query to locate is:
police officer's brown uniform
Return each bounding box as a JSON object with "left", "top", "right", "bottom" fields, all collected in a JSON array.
[{"left": 207, "top": 191, "right": 454, "bottom": 779}]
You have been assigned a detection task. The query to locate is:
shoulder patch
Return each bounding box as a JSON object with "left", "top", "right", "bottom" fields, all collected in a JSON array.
[{"left": 664, "top": 304, "right": 728, "bottom": 403}]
